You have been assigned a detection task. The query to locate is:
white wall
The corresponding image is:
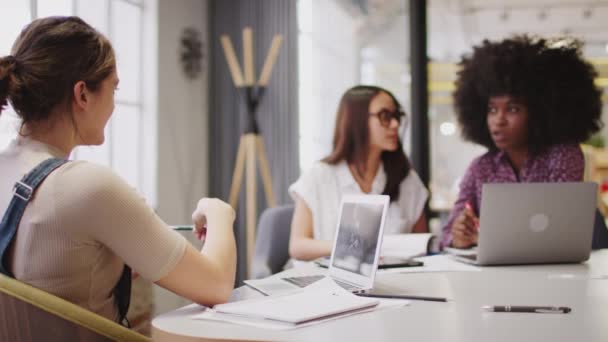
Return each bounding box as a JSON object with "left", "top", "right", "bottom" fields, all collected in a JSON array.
[
  {"left": 157, "top": 0, "right": 209, "bottom": 224},
  {"left": 154, "top": 0, "right": 209, "bottom": 315}
]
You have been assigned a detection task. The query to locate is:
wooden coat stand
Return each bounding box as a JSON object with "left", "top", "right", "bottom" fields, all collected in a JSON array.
[{"left": 220, "top": 28, "right": 282, "bottom": 277}]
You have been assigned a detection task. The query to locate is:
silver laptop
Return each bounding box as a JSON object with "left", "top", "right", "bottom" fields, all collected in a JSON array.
[
  {"left": 449, "top": 182, "right": 597, "bottom": 266},
  {"left": 245, "top": 194, "right": 389, "bottom": 295}
]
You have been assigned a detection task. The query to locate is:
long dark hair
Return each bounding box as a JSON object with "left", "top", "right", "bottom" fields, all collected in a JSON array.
[{"left": 323, "top": 85, "right": 411, "bottom": 202}]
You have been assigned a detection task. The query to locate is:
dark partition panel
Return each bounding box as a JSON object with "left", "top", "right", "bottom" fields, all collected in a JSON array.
[{"left": 209, "top": 0, "right": 299, "bottom": 284}]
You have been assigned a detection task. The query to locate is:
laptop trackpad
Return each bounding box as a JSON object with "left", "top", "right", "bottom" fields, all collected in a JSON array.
[{"left": 244, "top": 278, "right": 299, "bottom": 296}]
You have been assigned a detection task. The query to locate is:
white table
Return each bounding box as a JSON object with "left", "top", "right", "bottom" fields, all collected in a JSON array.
[{"left": 152, "top": 250, "right": 608, "bottom": 342}]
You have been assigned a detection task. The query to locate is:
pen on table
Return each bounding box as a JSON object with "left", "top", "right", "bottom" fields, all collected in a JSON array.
[
  {"left": 355, "top": 293, "right": 448, "bottom": 303},
  {"left": 482, "top": 305, "right": 571, "bottom": 314}
]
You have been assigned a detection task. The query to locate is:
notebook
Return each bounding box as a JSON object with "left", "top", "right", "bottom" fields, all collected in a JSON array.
[
  {"left": 215, "top": 278, "right": 380, "bottom": 325},
  {"left": 380, "top": 233, "right": 434, "bottom": 259},
  {"left": 447, "top": 182, "right": 597, "bottom": 266},
  {"left": 245, "top": 194, "right": 389, "bottom": 295}
]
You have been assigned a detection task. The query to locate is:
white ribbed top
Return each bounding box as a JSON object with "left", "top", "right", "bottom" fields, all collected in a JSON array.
[{"left": 0, "top": 137, "right": 187, "bottom": 320}]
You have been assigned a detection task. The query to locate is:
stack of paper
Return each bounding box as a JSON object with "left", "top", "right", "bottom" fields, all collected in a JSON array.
[
  {"left": 192, "top": 278, "right": 408, "bottom": 330},
  {"left": 443, "top": 246, "right": 478, "bottom": 257},
  {"left": 213, "top": 278, "right": 378, "bottom": 324}
]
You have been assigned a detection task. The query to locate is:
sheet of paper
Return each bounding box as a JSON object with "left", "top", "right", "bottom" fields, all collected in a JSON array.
[
  {"left": 378, "top": 254, "right": 481, "bottom": 274},
  {"left": 192, "top": 278, "right": 409, "bottom": 330},
  {"left": 380, "top": 234, "right": 433, "bottom": 258}
]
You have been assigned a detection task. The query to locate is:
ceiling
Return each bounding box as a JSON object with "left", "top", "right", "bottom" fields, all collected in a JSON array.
[
  {"left": 331, "top": 0, "right": 608, "bottom": 104},
  {"left": 336, "top": 0, "right": 608, "bottom": 61}
]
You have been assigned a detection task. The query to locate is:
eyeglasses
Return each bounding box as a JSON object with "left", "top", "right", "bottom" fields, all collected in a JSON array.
[{"left": 370, "top": 109, "right": 406, "bottom": 128}]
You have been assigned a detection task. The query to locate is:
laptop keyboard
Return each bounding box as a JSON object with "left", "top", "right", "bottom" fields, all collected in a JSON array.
[{"left": 281, "top": 275, "right": 359, "bottom": 292}]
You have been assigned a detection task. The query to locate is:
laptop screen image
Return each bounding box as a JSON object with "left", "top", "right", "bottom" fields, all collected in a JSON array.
[
  {"left": 331, "top": 202, "right": 385, "bottom": 277},
  {"left": 328, "top": 194, "right": 389, "bottom": 290}
]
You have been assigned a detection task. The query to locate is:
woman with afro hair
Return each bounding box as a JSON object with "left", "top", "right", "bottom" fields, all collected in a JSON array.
[{"left": 441, "top": 35, "right": 603, "bottom": 249}]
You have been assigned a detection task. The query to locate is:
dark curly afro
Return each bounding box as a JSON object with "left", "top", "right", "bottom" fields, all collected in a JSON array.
[{"left": 453, "top": 35, "right": 603, "bottom": 152}]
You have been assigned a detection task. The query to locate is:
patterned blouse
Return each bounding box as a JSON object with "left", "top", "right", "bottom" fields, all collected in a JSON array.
[{"left": 441, "top": 143, "right": 585, "bottom": 248}]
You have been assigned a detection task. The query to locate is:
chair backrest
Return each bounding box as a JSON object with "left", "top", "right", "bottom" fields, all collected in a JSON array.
[
  {"left": 252, "top": 204, "right": 294, "bottom": 279},
  {"left": 592, "top": 209, "right": 608, "bottom": 250},
  {"left": 0, "top": 273, "right": 150, "bottom": 342}
]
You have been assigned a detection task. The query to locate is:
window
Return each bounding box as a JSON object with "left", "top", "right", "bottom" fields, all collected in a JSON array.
[
  {"left": 297, "top": 0, "right": 362, "bottom": 172},
  {"left": 0, "top": 0, "right": 30, "bottom": 150},
  {"left": 0, "top": 0, "right": 156, "bottom": 205},
  {"left": 297, "top": 0, "right": 411, "bottom": 172},
  {"left": 297, "top": 1, "right": 608, "bottom": 216}
]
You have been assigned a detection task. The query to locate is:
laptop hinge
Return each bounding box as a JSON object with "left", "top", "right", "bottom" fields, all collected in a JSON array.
[{"left": 330, "top": 276, "right": 365, "bottom": 292}]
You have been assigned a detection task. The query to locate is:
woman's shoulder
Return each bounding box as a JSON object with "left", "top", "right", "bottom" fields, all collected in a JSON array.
[
  {"left": 539, "top": 143, "right": 584, "bottom": 172},
  {"left": 400, "top": 168, "right": 425, "bottom": 188},
  {"left": 454, "top": 150, "right": 498, "bottom": 185},
  {"left": 470, "top": 149, "right": 498, "bottom": 167},
  {"left": 397, "top": 168, "right": 429, "bottom": 199},
  {"left": 302, "top": 160, "right": 342, "bottom": 178},
  {"left": 52, "top": 160, "right": 130, "bottom": 194},
  {"left": 56, "top": 160, "right": 118, "bottom": 178},
  {"left": 290, "top": 161, "right": 342, "bottom": 196},
  {"left": 543, "top": 143, "right": 583, "bottom": 158},
  {"left": 43, "top": 161, "right": 142, "bottom": 222}
]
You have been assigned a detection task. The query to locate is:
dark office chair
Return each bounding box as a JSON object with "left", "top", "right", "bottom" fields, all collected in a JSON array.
[
  {"left": 252, "top": 205, "right": 294, "bottom": 279},
  {"left": 592, "top": 209, "right": 608, "bottom": 250}
]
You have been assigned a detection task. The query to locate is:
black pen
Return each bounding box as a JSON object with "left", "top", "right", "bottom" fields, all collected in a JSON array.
[
  {"left": 171, "top": 225, "right": 193, "bottom": 231},
  {"left": 482, "top": 305, "right": 571, "bottom": 314},
  {"left": 355, "top": 293, "right": 447, "bottom": 302}
]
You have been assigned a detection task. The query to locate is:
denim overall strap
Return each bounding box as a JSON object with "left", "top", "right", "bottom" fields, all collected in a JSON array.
[
  {"left": 0, "top": 157, "right": 131, "bottom": 326},
  {"left": 0, "top": 158, "right": 67, "bottom": 276}
]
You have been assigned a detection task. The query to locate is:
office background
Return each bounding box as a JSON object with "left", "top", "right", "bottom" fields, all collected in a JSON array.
[{"left": 1, "top": 0, "right": 608, "bottom": 319}]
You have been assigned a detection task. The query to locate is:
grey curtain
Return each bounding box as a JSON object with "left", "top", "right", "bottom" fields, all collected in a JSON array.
[{"left": 209, "top": 0, "right": 299, "bottom": 284}]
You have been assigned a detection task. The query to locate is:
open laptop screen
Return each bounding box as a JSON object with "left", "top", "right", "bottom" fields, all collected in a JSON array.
[{"left": 331, "top": 201, "right": 385, "bottom": 277}]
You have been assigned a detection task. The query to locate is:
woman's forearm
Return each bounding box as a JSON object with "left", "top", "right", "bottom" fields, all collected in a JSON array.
[{"left": 289, "top": 237, "right": 332, "bottom": 261}]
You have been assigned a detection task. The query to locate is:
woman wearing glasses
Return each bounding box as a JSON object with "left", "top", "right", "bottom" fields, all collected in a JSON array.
[{"left": 288, "top": 85, "right": 428, "bottom": 261}]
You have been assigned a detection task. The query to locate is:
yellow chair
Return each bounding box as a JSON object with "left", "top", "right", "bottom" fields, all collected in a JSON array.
[{"left": 0, "top": 273, "right": 151, "bottom": 342}]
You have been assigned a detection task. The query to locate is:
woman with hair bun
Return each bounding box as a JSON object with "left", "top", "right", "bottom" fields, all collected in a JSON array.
[{"left": 0, "top": 16, "right": 236, "bottom": 325}]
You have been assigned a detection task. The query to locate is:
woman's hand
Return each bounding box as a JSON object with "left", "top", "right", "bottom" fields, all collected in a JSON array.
[
  {"left": 157, "top": 197, "right": 237, "bottom": 306},
  {"left": 451, "top": 203, "right": 479, "bottom": 248},
  {"left": 191, "top": 198, "right": 236, "bottom": 241}
]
